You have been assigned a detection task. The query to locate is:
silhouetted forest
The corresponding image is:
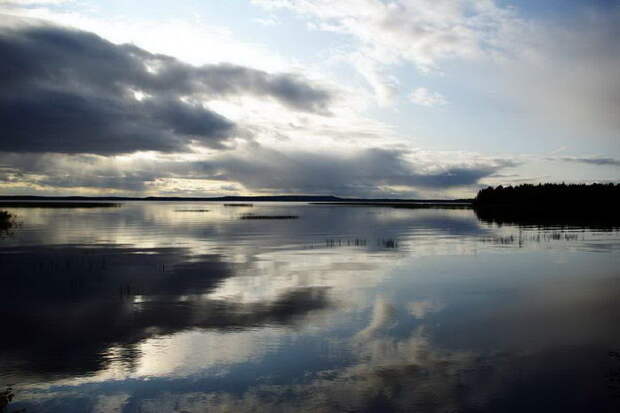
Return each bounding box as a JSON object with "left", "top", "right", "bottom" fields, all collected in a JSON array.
[
  {"left": 475, "top": 183, "right": 620, "bottom": 205},
  {"left": 474, "top": 183, "right": 620, "bottom": 226}
]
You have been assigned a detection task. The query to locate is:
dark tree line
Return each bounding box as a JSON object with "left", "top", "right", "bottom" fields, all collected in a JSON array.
[
  {"left": 473, "top": 183, "right": 620, "bottom": 227},
  {"left": 475, "top": 183, "right": 620, "bottom": 205}
]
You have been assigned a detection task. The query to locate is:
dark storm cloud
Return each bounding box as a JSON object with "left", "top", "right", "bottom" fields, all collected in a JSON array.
[
  {"left": 0, "top": 89, "right": 235, "bottom": 154},
  {"left": 179, "top": 64, "right": 333, "bottom": 113},
  {"left": 0, "top": 24, "right": 333, "bottom": 155},
  {"left": 403, "top": 166, "right": 505, "bottom": 188}
]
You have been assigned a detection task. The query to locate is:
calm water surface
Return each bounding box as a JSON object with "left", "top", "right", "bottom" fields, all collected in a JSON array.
[{"left": 1, "top": 202, "right": 619, "bottom": 412}]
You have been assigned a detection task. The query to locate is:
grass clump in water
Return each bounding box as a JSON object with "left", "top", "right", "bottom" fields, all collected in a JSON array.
[{"left": 0, "top": 210, "right": 15, "bottom": 234}]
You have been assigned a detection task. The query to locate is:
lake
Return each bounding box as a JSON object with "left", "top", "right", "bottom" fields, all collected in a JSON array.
[{"left": 1, "top": 202, "right": 619, "bottom": 412}]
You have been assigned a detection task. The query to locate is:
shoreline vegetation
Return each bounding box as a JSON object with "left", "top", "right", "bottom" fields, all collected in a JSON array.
[
  {"left": 473, "top": 183, "right": 619, "bottom": 226},
  {"left": 313, "top": 183, "right": 619, "bottom": 227}
]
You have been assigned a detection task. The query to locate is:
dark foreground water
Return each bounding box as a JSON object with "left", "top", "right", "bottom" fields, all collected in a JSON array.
[{"left": 1, "top": 202, "right": 619, "bottom": 412}]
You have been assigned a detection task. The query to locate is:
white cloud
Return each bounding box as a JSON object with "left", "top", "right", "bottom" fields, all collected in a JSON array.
[
  {"left": 409, "top": 87, "right": 448, "bottom": 107},
  {"left": 352, "top": 54, "right": 400, "bottom": 106},
  {"left": 0, "top": 4, "right": 290, "bottom": 71},
  {"left": 0, "top": 0, "right": 70, "bottom": 4},
  {"left": 253, "top": 15, "right": 280, "bottom": 26},
  {"left": 256, "top": 0, "right": 620, "bottom": 140},
  {"left": 254, "top": 0, "right": 522, "bottom": 104}
]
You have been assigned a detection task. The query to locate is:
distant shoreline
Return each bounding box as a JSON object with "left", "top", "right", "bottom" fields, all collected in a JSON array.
[
  {"left": 0, "top": 202, "right": 120, "bottom": 208},
  {"left": 1, "top": 186, "right": 619, "bottom": 227},
  {"left": 0, "top": 195, "right": 474, "bottom": 203},
  {"left": 310, "top": 201, "right": 471, "bottom": 209}
]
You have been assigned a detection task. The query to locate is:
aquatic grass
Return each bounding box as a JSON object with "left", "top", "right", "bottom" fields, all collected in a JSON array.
[
  {"left": 380, "top": 238, "right": 398, "bottom": 248},
  {"left": 323, "top": 238, "right": 368, "bottom": 247},
  {"left": 224, "top": 203, "right": 254, "bottom": 207},
  {"left": 312, "top": 238, "right": 398, "bottom": 249},
  {"left": 175, "top": 209, "right": 210, "bottom": 212},
  {"left": 481, "top": 231, "right": 584, "bottom": 246},
  {"left": 0, "top": 386, "right": 18, "bottom": 413},
  {"left": 0, "top": 210, "right": 12, "bottom": 228},
  {"left": 0, "top": 210, "right": 16, "bottom": 238}
]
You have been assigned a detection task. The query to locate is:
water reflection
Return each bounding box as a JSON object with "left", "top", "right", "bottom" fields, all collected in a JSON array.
[
  {"left": 0, "top": 245, "right": 330, "bottom": 384},
  {"left": 0, "top": 202, "right": 618, "bottom": 412},
  {"left": 474, "top": 203, "right": 620, "bottom": 229}
]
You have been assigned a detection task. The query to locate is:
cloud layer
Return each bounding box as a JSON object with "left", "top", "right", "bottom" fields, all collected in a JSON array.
[
  {"left": 409, "top": 87, "right": 448, "bottom": 107},
  {"left": 2, "top": 3, "right": 614, "bottom": 198},
  {"left": 0, "top": 146, "right": 517, "bottom": 196},
  {"left": 196, "top": 147, "right": 517, "bottom": 195},
  {"left": 255, "top": 0, "right": 519, "bottom": 104}
]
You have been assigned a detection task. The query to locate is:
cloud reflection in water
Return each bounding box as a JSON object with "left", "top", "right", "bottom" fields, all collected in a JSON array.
[{"left": 0, "top": 203, "right": 619, "bottom": 412}]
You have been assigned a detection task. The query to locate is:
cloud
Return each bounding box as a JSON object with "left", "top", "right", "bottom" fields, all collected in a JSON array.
[
  {"left": 554, "top": 156, "right": 620, "bottom": 167},
  {"left": 0, "top": 147, "right": 517, "bottom": 196},
  {"left": 254, "top": 0, "right": 520, "bottom": 103},
  {"left": 0, "top": 23, "right": 334, "bottom": 155},
  {"left": 253, "top": 15, "right": 280, "bottom": 26},
  {"left": 0, "top": 0, "right": 69, "bottom": 5},
  {"left": 351, "top": 54, "right": 400, "bottom": 106},
  {"left": 409, "top": 87, "right": 448, "bottom": 107},
  {"left": 255, "top": 0, "right": 515, "bottom": 69},
  {"left": 195, "top": 146, "right": 517, "bottom": 195},
  {"left": 255, "top": 1, "right": 620, "bottom": 138},
  {"left": 0, "top": 89, "right": 236, "bottom": 155},
  {"left": 0, "top": 153, "right": 161, "bottom": 192}
]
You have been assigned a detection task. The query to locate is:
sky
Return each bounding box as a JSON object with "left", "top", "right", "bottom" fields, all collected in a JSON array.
[{"left": 0, "top": 0, "right": 618, "bottom": 198}]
